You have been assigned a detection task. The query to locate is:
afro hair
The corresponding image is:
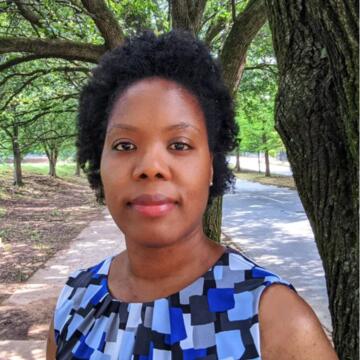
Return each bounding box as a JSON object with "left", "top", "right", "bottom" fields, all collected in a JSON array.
[{"left": 77, "top": 29, "right": 239, "bottom": 207}]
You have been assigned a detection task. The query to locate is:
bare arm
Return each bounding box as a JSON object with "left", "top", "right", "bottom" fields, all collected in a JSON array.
[
  {"left": 259, "top": 284, "right": 339, "bottom": 360},
  {"left": 46, "top": 318, "right": 57, "bottom": 360}
]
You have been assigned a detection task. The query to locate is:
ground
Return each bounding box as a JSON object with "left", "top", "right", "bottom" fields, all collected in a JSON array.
[
  {"left": 234, "top": 169, "right": 296, "bottom": 190},
  {"left": 0, "top": 162, "right": 104, "bottom": 340}
]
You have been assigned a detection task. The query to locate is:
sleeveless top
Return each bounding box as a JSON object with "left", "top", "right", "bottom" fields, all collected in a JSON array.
[{"left": 54, "top": 246, "right": 296, "bottom": 359}]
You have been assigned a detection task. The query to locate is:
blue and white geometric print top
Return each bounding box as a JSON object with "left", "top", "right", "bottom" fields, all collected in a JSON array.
[{"left": 54, "top": 246, "right": 296, "bottom": 359}]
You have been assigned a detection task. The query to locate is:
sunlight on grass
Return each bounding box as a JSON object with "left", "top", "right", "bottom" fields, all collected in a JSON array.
[
  {"left": 234, "top": 170, "right": 296, "bottom": 189},
  {"left": 0, "top": 161, "right": 79, "bottom": 178}
]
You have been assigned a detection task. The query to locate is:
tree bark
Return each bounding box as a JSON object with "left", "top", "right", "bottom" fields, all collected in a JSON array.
[
  {"left": 13, "top": 0, "right": 42, "bottom": 27},
  {"left": 307, "top": 0, "right": 358, "bottom": 167},
  {"left": 44, "top": 145, "right": 58, "bottom": 177},
  {"left": 220, "top": 0, "right": 267, "bottom": 95},
  {"left": 12, "top": 124, "right": 23, "bottom": 186},
  {"left": 203, "top": 196, "right": 223, "bottom": 243},
  {"left": 49, "top": 157, "right": 57, "bottom": 177},
  {"left": 266, "top": 1, "right": 358, "bottom": 358},
  {"left": 171, "top": 0, "right": 207, "bottom": 35},
  {"left": 262, "top": 132, "right": 270, "bottom": 176},
  {"left": 264, "top": 150, "right": 270, "bottom": 176},
  {"left": 80, "top": 0, "right": 124, "bottom": 49},
  {"left": 0, "top": 38, "right": 106, "bottom": 64}
]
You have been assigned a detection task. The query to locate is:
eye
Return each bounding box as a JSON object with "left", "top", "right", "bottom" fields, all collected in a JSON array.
[
  {"left": 113, "top": 141, "right": 136, "bottom": 151},
  {"left": 169, "top": 142, "right": 192, "bottom": 151}
]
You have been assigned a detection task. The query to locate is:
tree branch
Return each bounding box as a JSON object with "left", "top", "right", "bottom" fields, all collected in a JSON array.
[
  {"left": 80, "top": 0, "right": 124, "bottom": 49},
  {"left": 0, "top": 54, "right": 46, "bottom": 72},
  {"left": 244, "top": 62, "right": 277, "bottom": 75},
  {"left": 204, "top": 17, "right": 227, "bottom": 46},
  {"left": 0, "top": 66, "right": 90, "bottom": 87},
  {"left": 13, "top": 0, "right": 42, "bottom": 27},
  {"left": 0, "top": 37, "right": 106, "bottom": 66},
  {"left": 0, "top": 75, "right": 39, "bottom": 111},
  {"left": 220, "top": 0, "right": 267, "bottom": 94},
  {"left": 171, "top": 0, "right": 207, "bottom": 35},
  {"left": 231, "top": 0, "right": 236, "bottom": 22}
]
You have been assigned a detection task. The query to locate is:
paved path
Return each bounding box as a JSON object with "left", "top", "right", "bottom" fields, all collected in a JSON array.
[{"left": 222, "top": 179, "right": 332, "bottom": 333}]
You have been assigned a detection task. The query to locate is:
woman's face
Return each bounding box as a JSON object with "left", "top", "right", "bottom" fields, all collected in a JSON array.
[{"left": 100, "top": 77, "right": 213, "bottom": 248}]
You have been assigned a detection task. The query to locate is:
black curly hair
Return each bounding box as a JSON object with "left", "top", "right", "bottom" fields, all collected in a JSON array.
[{"left": 77, "top": 29, "right": 239, "bottom": 207}]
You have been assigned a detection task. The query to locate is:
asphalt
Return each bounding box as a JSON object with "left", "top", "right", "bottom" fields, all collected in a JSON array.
[
  {"left": 222, "top": 179, "right": 332, "bottom": 333},
  {"left": 0, "top": 174, "right": 332, "bottom": 359}
]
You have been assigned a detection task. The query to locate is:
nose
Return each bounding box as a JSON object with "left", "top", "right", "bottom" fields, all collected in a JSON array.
[{"left": 132, "top": 146, "right": 171, "bottom": 182}]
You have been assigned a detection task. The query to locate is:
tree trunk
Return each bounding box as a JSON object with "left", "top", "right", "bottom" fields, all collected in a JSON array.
[
  {"left": 235, "top": 148, "right": 241, "bottom": 172},
  {"left": 203, "top": 196, "right": 223, "bottom": 243},
  {"left": 49, "top": 157, "right": 57, "bottom": 177},
  {"left": 220, "top": 0, "right": 267, "bottom": 95},
  {"left": 44, "top": 145, "right": 58, "bottom": 178},
  {"left": 12, "top": 140, "right": 23, "bottom": 186},
  {"left": 12, "top": 124, "right": 23, "bottom": 186},
  {"left": 171, "top": 0, "right": 207, "bottom": 35},
  {"left": 266, "top": 1, "right": 358, "bottom": 358},
  {"left": 48, "top": 150, "right": 58, "bottom": 177},
  {"left": 264, "top": 150, "right": 270, "bottom": 177},
  {"left": 262, "top": 132, "right": 270, "bottom": 176}
]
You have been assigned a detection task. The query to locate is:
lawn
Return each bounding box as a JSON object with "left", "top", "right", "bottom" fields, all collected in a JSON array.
[{"left": 233, "top": 169, "right": 296, "bottom": 190}]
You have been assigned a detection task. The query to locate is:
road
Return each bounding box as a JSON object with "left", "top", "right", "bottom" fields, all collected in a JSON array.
[{"left": 222, "top": 179, "right": 332, "bottom": 332}]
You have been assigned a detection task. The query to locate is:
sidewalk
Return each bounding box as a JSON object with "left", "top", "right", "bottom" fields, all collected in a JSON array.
[{"left": 0, "top": 209, "right": 125, "bottom": 360}]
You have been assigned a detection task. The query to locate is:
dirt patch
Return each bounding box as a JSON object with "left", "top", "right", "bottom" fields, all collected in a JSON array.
[
  {"left": 0, "top": 171, "right": 104, "bottom": 340},
  {"left": 0, "top": 171, "right": 103, "bottom": 293},
  {"left": 0, "top": 298, "right": 57, "bottom": 340}
]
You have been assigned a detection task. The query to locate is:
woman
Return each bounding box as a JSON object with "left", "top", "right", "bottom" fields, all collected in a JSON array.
[{"left": 47, "top": 30, "right": 338, "bottom": 359}]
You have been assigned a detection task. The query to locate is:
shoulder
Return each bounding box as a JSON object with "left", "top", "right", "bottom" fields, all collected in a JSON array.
[
  {"left": 259, "top": 284, "right": 339, "bottom": 360},
  {"left": 54, "top": 256, "right": 112, "bottom": 329}
]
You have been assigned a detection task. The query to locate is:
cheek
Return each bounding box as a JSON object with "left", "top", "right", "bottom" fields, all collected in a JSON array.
[
  {"left": 100, "top": 154, "right": 125, "bottom": 198},
  {"left": 182, "top": 161, "right": 211, "bottom": 206}
]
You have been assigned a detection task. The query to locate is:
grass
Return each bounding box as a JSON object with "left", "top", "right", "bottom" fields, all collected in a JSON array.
[
  {"left": 233, "top": 169, "right": 296, "bottom": 190},
  {"left": 0, "top": 161, "right": 77, "bottom": 178}
]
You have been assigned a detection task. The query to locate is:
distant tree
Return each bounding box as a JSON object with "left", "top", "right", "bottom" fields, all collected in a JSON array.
[
  {"left": 235, "top": 24, "right": 284, "bottom": 176},
  {"left": 0, "top": 60, "right": 86, "bottom": 183}
]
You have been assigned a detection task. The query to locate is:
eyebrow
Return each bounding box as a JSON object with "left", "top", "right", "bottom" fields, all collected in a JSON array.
[{"left": 107, "top": 121, "right": 200, "bottom": 133}]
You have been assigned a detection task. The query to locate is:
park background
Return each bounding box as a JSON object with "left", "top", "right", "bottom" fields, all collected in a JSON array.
[{"left": 0, "top": 1, "right": 358, "bottom": 359}]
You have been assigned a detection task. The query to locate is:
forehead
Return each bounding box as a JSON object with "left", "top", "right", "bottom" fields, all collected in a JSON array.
[{"left": 108, "top": 77, "right": 206, "bottom": 130}]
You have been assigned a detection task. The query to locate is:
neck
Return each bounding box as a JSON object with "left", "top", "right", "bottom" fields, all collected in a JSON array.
[{"left": 123, "top": 227, "right": 222, "bottom": 282}]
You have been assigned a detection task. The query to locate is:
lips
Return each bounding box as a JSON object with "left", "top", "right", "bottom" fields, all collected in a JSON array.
[
  {"left": 130, "top": 193, "right": 177, "bottom": 206},
  {"left": 128, "top": 193, "right": 177, "bottom": 217}
]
